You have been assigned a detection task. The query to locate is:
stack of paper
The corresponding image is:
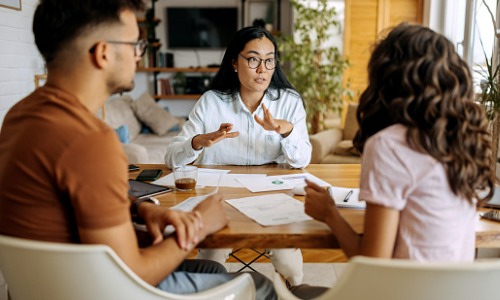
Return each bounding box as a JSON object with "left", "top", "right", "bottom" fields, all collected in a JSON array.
[
  {"left": 327, "top": 186, "right": 365, "bottom": 209},
  {"left": 236, "top": 172, "right": 331, "bottom": 193},
  {"left": 225, "top": 193, "right": 312, "bottom": 226}
]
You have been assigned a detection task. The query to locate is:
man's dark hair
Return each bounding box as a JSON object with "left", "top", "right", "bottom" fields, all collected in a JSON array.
[{"left": 33, "top": 0, "right": 145, "bottom": 63}]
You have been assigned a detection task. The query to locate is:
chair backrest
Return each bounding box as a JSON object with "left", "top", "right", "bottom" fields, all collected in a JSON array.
[
  {"left": 274, "top": 256, "right": 500, "bottom": 300},
  {"left": 0, "top": 235, "right": 255, "bottom": 300}
]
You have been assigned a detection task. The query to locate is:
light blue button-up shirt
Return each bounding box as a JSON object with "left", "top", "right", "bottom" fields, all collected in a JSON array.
[{"left": 164, "top": 88, "right": 312, "bottom": 169}]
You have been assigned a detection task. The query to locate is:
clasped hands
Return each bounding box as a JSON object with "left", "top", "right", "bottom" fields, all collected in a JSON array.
[
  {"left": 138, "top": 193, "right": 229, "bottom": 251},
  {"left": 191, "top": 103, "right": 293, "bottom": 150}
]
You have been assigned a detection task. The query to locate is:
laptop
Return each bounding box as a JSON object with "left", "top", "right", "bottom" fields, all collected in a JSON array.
[
  {"left": 128, "top": 180, "right": 172, "bottom": 199},
  {"left": 484, "top": 186, "right": 500, "bottom": 209}
]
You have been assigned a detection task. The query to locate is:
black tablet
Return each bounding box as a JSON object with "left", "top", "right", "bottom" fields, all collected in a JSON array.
[{"left": 128, "top": 180, "right": 172, "bottom": 199}]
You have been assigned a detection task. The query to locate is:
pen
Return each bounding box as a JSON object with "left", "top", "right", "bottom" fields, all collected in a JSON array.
[{"left": 343, "top": 190, "right": 353, "bottom": 202}]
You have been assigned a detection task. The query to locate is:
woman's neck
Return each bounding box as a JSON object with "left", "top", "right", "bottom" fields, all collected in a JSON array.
[{"left": 240, "top": 90, "right": 265, "bottom": 114}]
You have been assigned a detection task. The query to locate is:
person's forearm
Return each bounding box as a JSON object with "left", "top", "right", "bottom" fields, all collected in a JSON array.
[
  {"left": 164, "top": 138, "right": 199, "bottom": 169},
  {"left": 324, "top": 207, "right": 363, "bottom": 258},
  {"left": 136, "top": 237, "right": 191, "bottom": 285},
  {"left": 278, "top": 121, "right": 293, "bottom": 137},
  {"left": 281, "top": 137, "right": 312, "bottom": 168}
]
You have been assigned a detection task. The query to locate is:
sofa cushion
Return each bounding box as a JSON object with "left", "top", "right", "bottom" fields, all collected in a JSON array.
[
  {"left": 131, "top": 92, "right": 181, "bottom": 136},
  {"left": 105, "top": 95, "right": 142, "bottom": 140},
  {"left": 343, "top": 102, "right": 359, "bottom": 141},
  {"left": 333, "top": 140, "right": 360, "bottom": 156},
  {"left": 132, "top": 132, "right": 179, "bottom": 163}
]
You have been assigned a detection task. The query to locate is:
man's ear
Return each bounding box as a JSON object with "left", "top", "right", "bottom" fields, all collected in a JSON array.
[{"left": 90, "top": 41, "right": 111, "bottom": 69}]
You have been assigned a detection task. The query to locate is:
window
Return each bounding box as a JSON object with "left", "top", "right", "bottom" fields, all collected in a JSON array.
[{"left": 425, "top": 0, "right": 497, "bottom": 93}]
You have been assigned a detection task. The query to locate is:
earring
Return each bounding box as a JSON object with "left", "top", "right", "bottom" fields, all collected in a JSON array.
[{"left": 234, "top": 69, "right": 237, "bottom": 72}]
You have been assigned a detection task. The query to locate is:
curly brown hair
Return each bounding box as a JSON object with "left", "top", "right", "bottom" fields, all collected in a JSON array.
[{"left": 353, "top": 23, "right": 494, "bottom": 203}]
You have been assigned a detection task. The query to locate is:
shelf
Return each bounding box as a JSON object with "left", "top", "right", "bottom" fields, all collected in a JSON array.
[
  {"left": 153, "top": 94, "right": 202, "bottom": 100},
  {"left": 137, "top": 67, "right": 219, "bottom": 73}
]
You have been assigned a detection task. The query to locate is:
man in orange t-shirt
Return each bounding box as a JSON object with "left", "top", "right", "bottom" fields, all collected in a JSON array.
[{"left": 0, "top": 1, "right": 275, "bottom": 298}]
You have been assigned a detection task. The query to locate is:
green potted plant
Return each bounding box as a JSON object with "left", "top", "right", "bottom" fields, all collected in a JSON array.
[
  {"left": 476, "top": 0, "right": 500, "bottom": 176},
  {"left": 278, "top": 0, "right": 351, "bottom": 134}
]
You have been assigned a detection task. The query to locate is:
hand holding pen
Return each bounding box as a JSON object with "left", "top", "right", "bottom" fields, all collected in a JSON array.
[{"left": 304, "top": 180, "right": 337, "bottom": 222}]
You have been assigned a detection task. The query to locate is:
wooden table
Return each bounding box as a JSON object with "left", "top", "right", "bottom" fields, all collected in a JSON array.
[{"left": 131, "top": 164, "right": 500, "bottom": 249}]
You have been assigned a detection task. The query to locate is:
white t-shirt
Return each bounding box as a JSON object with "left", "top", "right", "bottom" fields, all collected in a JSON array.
[
  {"left": 164, "top": 88, "right": 312, "bottom": 169},
  {"left": 359, "top": 124, "right": 476, "bottom": 261}
]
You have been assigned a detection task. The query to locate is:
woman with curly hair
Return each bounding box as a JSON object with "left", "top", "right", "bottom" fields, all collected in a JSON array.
[{"left": 304, "top": 23, "right": 494, "bottom": 262}]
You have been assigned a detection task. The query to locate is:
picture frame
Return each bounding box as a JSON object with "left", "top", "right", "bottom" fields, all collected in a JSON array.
[{"left": 0, "top": 0, "right": 21, "bottom": 11}]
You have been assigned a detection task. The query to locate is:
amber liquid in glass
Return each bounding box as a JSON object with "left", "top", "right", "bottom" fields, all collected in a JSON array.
[{"left": 175, "top": 178, "right": 196, "bottom": 190}]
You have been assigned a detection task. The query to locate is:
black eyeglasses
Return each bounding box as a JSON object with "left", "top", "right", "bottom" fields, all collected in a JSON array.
[
  {"left": 238, "top": 54, "right": 278, "bottom": 70},
  {"left": 89, "top": 39, "right": 148, "bottom": 57}
]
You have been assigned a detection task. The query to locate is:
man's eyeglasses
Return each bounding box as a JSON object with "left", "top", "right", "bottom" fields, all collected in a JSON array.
[
  {"left": 238, "top": 54, "right": 278, "bottom": 70},
  {"left": 89, "top": 39, "right": 148, "bottom": 57}
]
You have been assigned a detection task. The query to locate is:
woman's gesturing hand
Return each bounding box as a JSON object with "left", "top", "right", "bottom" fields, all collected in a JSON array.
[
  {"left": 254, "top": 103, "right": 293, "bottom": 137},
  {"left": 191, "top": 123, "right": 239, "bottom": 150}
]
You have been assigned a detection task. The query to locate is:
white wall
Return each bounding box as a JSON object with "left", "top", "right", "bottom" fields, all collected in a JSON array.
[{"left": 0, "top": 0, "right": 45, "bottom": 128}]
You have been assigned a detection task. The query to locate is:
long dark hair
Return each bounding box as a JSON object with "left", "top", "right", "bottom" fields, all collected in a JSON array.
[
  {"left": 353, "top": 23, "right": 494, "bottom": 203},
  {"left": 209, "top": 26, "right": 296, "bottom": 100}
]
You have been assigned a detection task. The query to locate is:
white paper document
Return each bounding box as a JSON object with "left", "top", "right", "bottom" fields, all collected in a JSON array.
[
  {"left": 328, "top": 186, "right": 365, "bottom": 209},
  {"left": 225, "top": 193, "right": 313, "bottom": 226},
  {"left": 219, "top": 174, "right": 267, "bottom": 187},
  {"left": 170, "top": 194, "right": 211, "bottom": 212},
  {"left": 274, "top": 173, "right": 331, "bottom": 187},
  {"left": 152, "top": 168, "right": 230, "bottom": 187},
  {"left": 236, "top": 176, "right": 293, "bottom": 193},
  {"left": 135, "top": 191, "right": 217, "bottom": 236}
]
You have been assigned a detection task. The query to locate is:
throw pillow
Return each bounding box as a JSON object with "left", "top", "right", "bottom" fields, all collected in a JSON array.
[
  {"left": 333, "top": 140, "right": 360, "bottom": 156},
  {"left": 105, "top": 95, "right": 142, "bottom": 140},
  {"left": 114, "top": 125, "right": 130, "bottom": 144},
  {"left": 343, "top": 103, "right": 359, "bottom": 141},
  {"left": 131, "top": 92, "right": 181, "bottom": 136}
]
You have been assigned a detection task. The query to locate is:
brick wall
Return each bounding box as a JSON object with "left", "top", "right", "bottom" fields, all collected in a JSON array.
[{"left": 0, "top": 1, "right": 45, "bottom": 127}]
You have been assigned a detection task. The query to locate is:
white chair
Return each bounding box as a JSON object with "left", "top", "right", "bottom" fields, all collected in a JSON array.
[
  {"left": 274, "top": 255, "right": 500, "bottom": 300},
  {"left": 0, "top": 234, "right": 255, "bottom": 300}
]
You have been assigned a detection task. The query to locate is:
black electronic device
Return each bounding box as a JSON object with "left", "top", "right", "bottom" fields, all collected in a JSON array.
[
  {"left": 136, "top": 169, "right": 163, "bottom": 181},
  {"left": 484, "top": 186, "right": 500, "bottom": 209},
  {"left": 165, "top": 7, "right": 238, "bottom": 49},
  {"left": 128, "top": 164, "right": 140, "bottom": 172},
  {"left": 129, "top": 180, "right": 172, "bottom": 199},
  {"left": 185, "top": 76, "right": 209, "bottom": 94}
]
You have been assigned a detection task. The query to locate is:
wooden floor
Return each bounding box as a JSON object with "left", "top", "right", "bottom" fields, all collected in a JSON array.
[{"left": 189, "top": 248, "right": 348, "bottom": 263}]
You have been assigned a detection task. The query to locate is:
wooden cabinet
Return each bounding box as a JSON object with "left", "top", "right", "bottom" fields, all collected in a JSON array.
[
  {"left": 136, "top": 67, "right": 219, "bottom": 100},
  {"left": 343, "top": 0, "right": 424, "bottom": 98}
]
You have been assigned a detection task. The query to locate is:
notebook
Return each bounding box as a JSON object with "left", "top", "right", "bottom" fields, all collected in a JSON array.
[
  {"left": 328, "top": 186, "right": 366, "bottom": 209},
  {"left": 128, "top": 180, "right": 172, "bottom": 199}
]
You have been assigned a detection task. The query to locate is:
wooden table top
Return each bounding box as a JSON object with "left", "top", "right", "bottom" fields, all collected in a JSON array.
[{"left": 131, "top": 164, "right": 500, "bottom": 249}]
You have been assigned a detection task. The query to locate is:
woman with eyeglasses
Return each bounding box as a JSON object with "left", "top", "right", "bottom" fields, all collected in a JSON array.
[{"left": 164, "top": 26, "right": 312, "bottom": 287}]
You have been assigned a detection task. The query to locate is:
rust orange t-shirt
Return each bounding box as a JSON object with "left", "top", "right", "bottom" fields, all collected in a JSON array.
[{"left": 0, "top": 86, "right": 130, "bottom": 243}]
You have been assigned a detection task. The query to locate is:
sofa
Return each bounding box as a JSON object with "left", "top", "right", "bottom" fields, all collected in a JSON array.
[
  {"left": 310, "top": 102, "right": 361, "bottom": 164},
  {"left": 102, "top": 93, "right": 184, "bottom": 164}
]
